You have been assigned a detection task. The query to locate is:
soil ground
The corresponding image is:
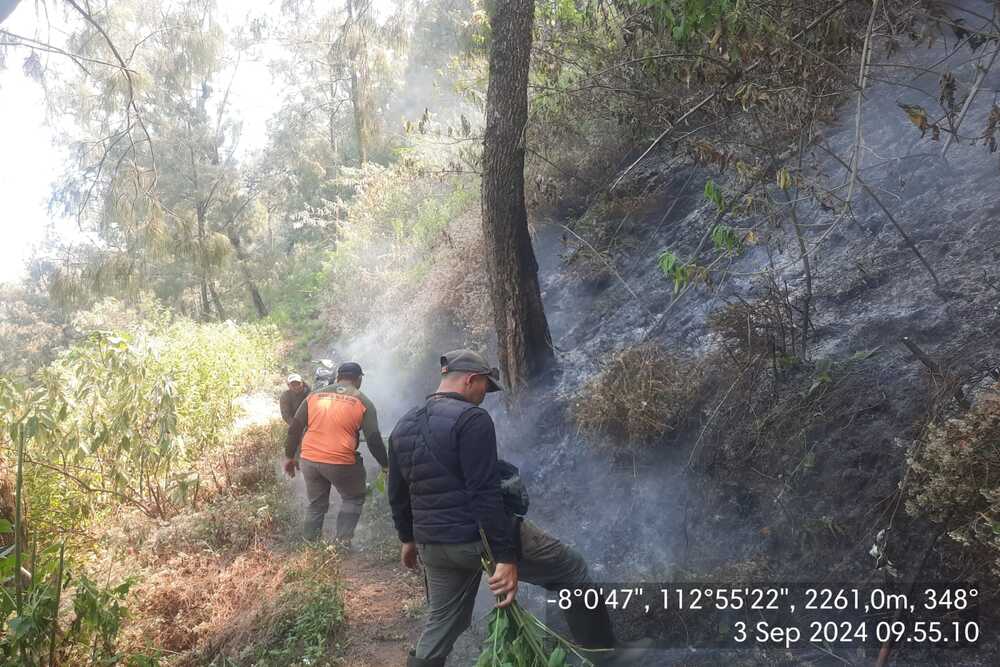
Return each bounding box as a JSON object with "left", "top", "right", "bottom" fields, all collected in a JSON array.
[{"left": 336, "top": 550, "right": 425, "bottom": 666}]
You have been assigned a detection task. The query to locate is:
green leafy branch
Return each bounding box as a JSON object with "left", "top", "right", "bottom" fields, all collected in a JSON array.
[{"left": 474, "top": 528, "right": 595, "bottom": 667}]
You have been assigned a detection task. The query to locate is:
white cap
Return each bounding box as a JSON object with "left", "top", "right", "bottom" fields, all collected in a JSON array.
[{"left": 287, "top": 373, "right": 303, "bottom": 384}]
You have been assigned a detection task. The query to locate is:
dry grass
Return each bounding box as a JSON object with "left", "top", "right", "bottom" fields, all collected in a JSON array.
[
  {"left": 122, "top": 546, "right": 343, "bottom": 665},
  {"left": 101, "top": 421, "right": 295, "bottom": 564},
  {"left": 572, "top": 343, "right": 706, "bottom": 449},
  {"left": 708, "top": 278, "right": 807, "bottom": 362},
  {"left": 194, "top": 421, "right": 286, "bottom": 503},
  {"left": 97, "top": 420, "right": 349, "bottom": 665}
]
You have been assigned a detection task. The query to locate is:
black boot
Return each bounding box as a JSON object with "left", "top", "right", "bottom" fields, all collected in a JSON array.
[
  {"left": 406, "top": 650, "right": 446, "bottom": 666},
  {"left": 563, "top": 599, "right": 615, "bottom": 649}
]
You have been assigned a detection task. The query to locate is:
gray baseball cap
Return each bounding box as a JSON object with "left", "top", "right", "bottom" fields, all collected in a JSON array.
[{"left": 440, "top": 349, "right": 505, "bottom": 392}]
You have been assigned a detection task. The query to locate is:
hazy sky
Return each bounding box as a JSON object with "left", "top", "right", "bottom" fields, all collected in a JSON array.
[
  {"left": 0, "top": 0, "right": 295, "bottom": 284},
  {"left": 0, "top": 0, "right": 401, "bottom": 285},
  {"left": 0, "top": 3, "right": 66, "bottom": 283}
]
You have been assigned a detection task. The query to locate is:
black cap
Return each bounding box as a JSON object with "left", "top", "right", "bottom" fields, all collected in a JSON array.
[
  {"left": 440, "top": 349, "right": 505, "bottom": 392},
  {"left": 337, "top": 362, "right": 364, "bottom": 377}
]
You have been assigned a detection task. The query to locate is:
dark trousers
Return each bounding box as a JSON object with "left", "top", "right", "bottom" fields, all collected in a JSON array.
[
  {"left": 414, "top": 519, "right": 613, "bottom": 660},
  {"left": 300, "top": 457, "right": 366, "bottom": 541}
]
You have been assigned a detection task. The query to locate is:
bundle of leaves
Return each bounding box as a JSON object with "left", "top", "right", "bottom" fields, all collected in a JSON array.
[
  {"left": 475, "top": 530, "right": 591, "bottom": 667},
  {"left": 573, "top": 343, "right": 705, "bottom": 448},
  {"left": 906, "top": 385, "right": 1000, "bottom": 577}
]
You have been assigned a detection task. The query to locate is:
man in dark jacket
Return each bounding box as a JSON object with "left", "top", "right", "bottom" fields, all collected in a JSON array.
[
  {"left": 286, "top": 362, "right": 388, "bottom": 546},
  {"left": 388, "top": 350, "right": 614, "bottom": 666},
  {"left": 279, "top": 373, "right": 310, "bottom": 425}
]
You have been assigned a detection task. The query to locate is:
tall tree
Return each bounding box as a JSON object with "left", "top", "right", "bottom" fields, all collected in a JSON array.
[
  {"left": 481, "top": 0, "right": 553, "bottom": 390},
  {"left": 44, "top": 0, "right": 271, "bottom": 320},
  {"left": 345, "top": 0, "right": 373, "bottom": 164}
]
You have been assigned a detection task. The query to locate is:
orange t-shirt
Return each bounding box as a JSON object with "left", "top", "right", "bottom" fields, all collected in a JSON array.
[{"left": 300, "top": 385, "right": 372, "bottom": 465}]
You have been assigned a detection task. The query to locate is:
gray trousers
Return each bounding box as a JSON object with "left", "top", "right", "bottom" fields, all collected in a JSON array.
[
  {"left": 414, "top": 519, "right": 594, "bottom": 661},
  {"left": 300, "top": 457, "right": 367, "bottom": 541}
]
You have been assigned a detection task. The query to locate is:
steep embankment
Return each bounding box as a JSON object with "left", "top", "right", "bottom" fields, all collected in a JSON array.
[{"left": 444, "top": 4, "right": 1000, "bottom": 666}]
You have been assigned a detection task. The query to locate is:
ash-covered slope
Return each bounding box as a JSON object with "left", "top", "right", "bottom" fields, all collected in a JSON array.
[{"left": 471, "top": 3, "right": 1000, "bottom": 665}]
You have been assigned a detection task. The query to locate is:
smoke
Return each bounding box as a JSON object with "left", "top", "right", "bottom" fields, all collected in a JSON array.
[{"left": 290, "top": 1, "right": 1000, "bottom": 659}]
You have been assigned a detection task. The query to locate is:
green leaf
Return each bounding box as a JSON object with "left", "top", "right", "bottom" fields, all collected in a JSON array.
[
  {"left": 703, "top": 178, "right": 724, "bottom": 210},
  {"left": 547, "top": 646, "right": 567, "bottom": 666},
  {"left": 0, "top": 519, "right": 12, "bottom": 534},
  {"left": 8, "top": 614, "right": 36, "bottom": 639}
]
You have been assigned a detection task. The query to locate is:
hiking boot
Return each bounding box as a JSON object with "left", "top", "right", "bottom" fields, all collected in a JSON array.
[
  {"left": 405, "top": 650, "right": 446, "bottom": 667},
  {"left": 563, "top": 598, "right": 615, "bottom": 649}
]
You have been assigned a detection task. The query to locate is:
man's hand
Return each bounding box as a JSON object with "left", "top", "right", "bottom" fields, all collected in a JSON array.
[
  {"left": 488, "top": 562, "right": 519, "bottom": 608},
  {"left": 401, "top": 542, "right": 418, "bottom": 569},
  {"left": 283, "top": 458, "right": 299, "bottom": 478}
]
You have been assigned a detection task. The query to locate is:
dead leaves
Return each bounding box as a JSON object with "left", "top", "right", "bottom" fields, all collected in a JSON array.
[
  {"left": 898, "top": 103, "right": 941, "bottom": 140},
  {"left": 985, "top": 105, "right": 1000, "bottom": 153}
]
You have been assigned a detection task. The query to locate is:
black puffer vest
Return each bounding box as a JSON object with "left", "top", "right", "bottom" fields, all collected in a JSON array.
[{"left": 391, "top": 395, "right": 480, "bottom": 544}]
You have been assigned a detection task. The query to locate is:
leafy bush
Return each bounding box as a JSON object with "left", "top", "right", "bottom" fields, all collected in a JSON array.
[
  {"left": 906, "top": 385, "right": 1000, "bottom": 576},
  {"left": 0, "top": 400, "right": 158, "bottom": 666},
  {"left": 572, "top": 343, "right": 705, "bottom": 449},
  {"left": 149, "top": 320, "right": 278, "bottom": 458},
  {"left": 19, "top": 318, "right": 277, "bottom": 528}
]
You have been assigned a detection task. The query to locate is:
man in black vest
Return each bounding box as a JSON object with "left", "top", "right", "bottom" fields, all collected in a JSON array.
[{"left": 387, "top": 349, "right": 614, "bottom": 666}]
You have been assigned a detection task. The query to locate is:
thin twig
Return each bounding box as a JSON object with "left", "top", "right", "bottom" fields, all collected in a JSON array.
[
  {"left": 845, "top": 0, "right": 882, "bottom": 210},
  {"left": 818, "top": 143, "right": 942, "bottom": 289},
  {"left": 558, "top": 223, "right": 649, "bottom": 314}
]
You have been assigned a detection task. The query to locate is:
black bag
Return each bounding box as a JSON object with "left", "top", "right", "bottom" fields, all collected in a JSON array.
[
  {"left": 496, "top": 459, "right": 529, "bottom": 517},
  {"left": 417, "top": 409, "right": 529, "bottom": 517}
]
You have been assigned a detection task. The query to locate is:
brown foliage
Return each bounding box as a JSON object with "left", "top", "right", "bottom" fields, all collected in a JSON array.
[
  {"left": 122, "top": 547, "right": 342, "bottom": 664},
  {"left": 572, "top": 343, "right": 705, "bottom": 449},
  {"left": 907, "top": 385, "right": 1000, "bottom": 576}
]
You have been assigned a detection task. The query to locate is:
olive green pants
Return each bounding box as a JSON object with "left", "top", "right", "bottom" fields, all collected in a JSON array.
[
  {"left": 413, "top": 520, "right": 611, "bottom": 661},
  {"left": 300, "top": 457, "right": 366, "bottom": 542}
]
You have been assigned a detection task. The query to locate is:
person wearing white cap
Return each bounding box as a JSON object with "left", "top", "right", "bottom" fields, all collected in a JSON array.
[{"left": 280, "top": 373, "right": 311, "bottom": 425}]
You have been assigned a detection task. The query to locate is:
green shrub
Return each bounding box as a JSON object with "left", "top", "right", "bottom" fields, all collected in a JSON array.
[
  {"left": 149, "top": 319, "right": 278, "bottom": 458},
  {"left": 13, "top": 315, "right": 277, "bottom": 540},
  {"left": 254, "top": 578, "right": 344, "bottom": 666}
]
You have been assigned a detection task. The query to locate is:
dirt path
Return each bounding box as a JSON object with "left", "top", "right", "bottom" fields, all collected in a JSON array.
[{"left": 336, "top": 550, "right": 426, "bottom": 666}]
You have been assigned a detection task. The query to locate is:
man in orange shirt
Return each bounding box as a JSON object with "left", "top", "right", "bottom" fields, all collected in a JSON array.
[{"left": 285, "top": 362, "right": 388, "bottom": 545}]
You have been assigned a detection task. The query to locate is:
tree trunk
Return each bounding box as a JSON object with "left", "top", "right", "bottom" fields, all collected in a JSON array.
[
  {"left": 208, "top": 280, "right": 227, "bottom": 321},
  {"left": 347, "top": 0, "right": 371, "bottom": 164},
  {"left": 247, "top": 279, "right": 268, "bottom": 319},
  {"left": 199, "top": 278, "right": 211, "bottom": 320},
  {"left": 226, "top": 230, "right": 269, "bottom": 318},
  {"left": 196, "top": 206, "right": 212, "bottom": 321},
  {"left": 326, "top": 48, "right": 340, "bottom": 156},
  {"left": 481, "top": 0, "right": 554, "bottom": 391}
]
